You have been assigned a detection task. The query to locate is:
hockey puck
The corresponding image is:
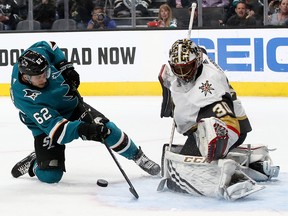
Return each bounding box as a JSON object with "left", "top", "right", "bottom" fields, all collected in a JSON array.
[{"left": 97, "top": 179, "right": 108, "bottom": 187}]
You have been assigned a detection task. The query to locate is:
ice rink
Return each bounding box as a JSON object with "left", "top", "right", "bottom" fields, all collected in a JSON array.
[{"left": 0, "top": 96, "right": 287, "bottom": 216}]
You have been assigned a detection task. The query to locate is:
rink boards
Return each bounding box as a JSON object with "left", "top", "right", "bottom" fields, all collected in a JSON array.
[{"left": 0, "top": 29, "right": 287, "bottom": 96}]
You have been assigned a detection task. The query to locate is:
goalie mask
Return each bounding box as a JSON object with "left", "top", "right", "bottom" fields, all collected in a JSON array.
[
  {"left": 18, "top": 50, "right": 50, "bottom": 78},
  {"left": 169, "top": 39, "right": 203, "bottom": 82}
]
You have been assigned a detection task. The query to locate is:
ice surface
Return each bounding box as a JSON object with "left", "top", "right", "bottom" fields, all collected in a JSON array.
[{"left": 0, "top": 96, "right": 287, "bottom": 216}]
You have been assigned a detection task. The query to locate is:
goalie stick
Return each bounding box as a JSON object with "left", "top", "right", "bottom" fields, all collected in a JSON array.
[
  {"left": 157, "top": 121, "right": 176, "bottom": 191},
  {"left": 187, "top": 2, "right": 197, "bottom": 40},
  {"left": 157, "top": 2, "right": 198, "bottom": 192},
  {"left": 168, "top": 1, "right": 197, "bottom": 151},
  {"left": 74, "top": 89, "right": 139, "bottom": 199}
]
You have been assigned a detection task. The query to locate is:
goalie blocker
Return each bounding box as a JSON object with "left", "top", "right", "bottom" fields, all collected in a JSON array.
[{"left": 158, "top": 143, "right": 279, "bottom": 200}]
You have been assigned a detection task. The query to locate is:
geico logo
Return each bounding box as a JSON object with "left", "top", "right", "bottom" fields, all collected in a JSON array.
[
  {"left": 183, "top": 156, "right": 208, "bottom": 163},
  {"left": 194, "top": 37, "right": 288, "bottom": 72}
]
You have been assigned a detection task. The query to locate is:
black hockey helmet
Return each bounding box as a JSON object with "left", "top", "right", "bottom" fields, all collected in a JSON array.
[
  {"left": 168, "top": 39, "right": 203, "bottom": 82},
  {"left": 18, "top": 50, "right": 49, "bottom": 76}
]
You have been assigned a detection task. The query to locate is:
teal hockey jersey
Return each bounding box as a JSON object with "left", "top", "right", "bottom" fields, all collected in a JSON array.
[{"left": 10, "top": 41, "right": 82, "bottom": 144}]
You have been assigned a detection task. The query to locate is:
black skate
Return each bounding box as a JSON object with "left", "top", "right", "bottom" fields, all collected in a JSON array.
[
  {"left": 133, "top": 147, "right": 160, "bottom": 176},
  {"left": 11, "top": 152, "right": 36, "bottom": 178}
]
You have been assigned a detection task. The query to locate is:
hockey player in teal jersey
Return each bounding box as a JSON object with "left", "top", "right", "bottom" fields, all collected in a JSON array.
[{"left": 10, "top": 41, "right": 160, "bottom": 183}]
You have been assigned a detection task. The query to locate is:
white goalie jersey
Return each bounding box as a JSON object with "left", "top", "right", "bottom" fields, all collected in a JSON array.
[{"left": 162, "top": 54, "right": 231, "bottom": 134}]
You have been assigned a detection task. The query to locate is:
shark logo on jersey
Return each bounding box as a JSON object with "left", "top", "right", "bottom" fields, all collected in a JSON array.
[
  {"left": 49, "top": 41, "right": 58, "bottom": 51},
  {"left": 51, "top": 71, "right": 62, "bottom": 79},
  {"left": 199, "top": 80, "right": 214, "bottom": 96},
  {"left": 23, "top": 89, "right": 42, "bottom": 101}
]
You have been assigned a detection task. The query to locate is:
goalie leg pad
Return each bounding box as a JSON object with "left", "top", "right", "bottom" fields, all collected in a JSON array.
[
  {"left": 217, "top": 159, "right": 265, "bottom": 200},
  {"left": 223, "top": 180, "right": 265, "bottom": 201},
  {"left": 162, "top": 151, "right": 263, "bottom": 200},
  {"left": 226, "top": 144, "right": 280, "bottom": 181}
]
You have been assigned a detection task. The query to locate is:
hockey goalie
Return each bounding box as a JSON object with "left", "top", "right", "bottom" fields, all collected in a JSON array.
[{"left": 157, "top": 38, "right": 280, "bottom": 200}]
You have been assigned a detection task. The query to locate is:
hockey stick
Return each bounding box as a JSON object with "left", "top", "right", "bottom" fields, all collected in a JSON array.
[
  {"left": 74, "top": 90, "right": 139, "bottom": 199},
  {"left": 157, "top": 3, "right": 197, "bottom": 192},
  {"left": 187, "top": 2, "right": 197, "bottom": 40},
  {"left": 166, "top": 0, "right": 197, "bottom": 158},
  {"left": 168, "top": 121, "right": 176, "bottom": 151},
  {"left": 157, "top": 121, "right": 175, "bottom": 191}
]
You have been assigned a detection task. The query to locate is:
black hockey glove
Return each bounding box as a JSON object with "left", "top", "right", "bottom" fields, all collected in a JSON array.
[
  {"left": 158, "top": 68, "right": 174, "bottom": 118},
  {"left": 57, "top": 61, "right": 80, "bottom": 91},
  {"left": 78, "top": 122, "right": 110, "bottom": 142}
]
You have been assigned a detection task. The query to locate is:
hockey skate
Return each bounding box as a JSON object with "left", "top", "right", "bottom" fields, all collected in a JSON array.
[
  {"left": 250, "top": 160, "right": 279, "bottom": 178},
  {"left": 133, "top": 147, "right": 160, "bottom": 176},
  {"left": 11, "top": 152, "right": 36, "bottom": 178}
]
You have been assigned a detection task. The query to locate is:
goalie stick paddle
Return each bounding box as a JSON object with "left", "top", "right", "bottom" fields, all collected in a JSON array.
[
  {"left": 157, "top": 121, "right": 176, "bottom": 191},
  {"left": 74, "top": 90, "right": 139, "bottom": 199}
]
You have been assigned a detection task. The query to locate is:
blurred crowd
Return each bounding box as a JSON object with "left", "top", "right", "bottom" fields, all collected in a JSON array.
[
  {"left": 0, "top": 0, "right": 287, "bottom": 31},
  {"left": 0, "top": 0, "right": 116, "bottom": 30}
]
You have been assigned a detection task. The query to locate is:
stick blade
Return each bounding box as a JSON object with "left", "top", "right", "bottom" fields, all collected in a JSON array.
[
  {"left": 157, "top": 178, "right": 167, "bottom": 191},
  {"left": 129, "top": 187, "right": 139, "bottom": 199}
]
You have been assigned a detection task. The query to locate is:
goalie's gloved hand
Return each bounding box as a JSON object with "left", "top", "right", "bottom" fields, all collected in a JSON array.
[
  {"left": 57, "top": 61, "right": 80, "bottom": 91},
  {"left": 78, "top": 122, "right": 110, "bottom": 142}
]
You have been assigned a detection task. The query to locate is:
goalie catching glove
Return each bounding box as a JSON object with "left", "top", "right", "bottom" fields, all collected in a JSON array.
[
  {"left": 196, "top": 117, "right": 239, "bottom": 162},
  {"left": 57, "top": 61, "right": 80, "bottom": 91},
  {"left": 78, "top": 122, "right": 110, "bottom": 142}
]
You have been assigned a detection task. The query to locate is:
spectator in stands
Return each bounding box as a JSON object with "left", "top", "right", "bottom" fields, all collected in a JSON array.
[
  {"left": 87, "top": 6, "right": 116, "bottom": 29},
  {"left": 166, "top": 1, "right": 197, "bottom": 28},
  {"left": 268, "top": 0, "right": 281, "bottom": 15},
  {"left": 245, "top": 0, "right": 264, "bottom": 25},
  {"left": 0, "top": 0, "right": 21, "bottom": 30},
  {"left": 70, "top": 0, "right": 94, "bottom": 29},
  {"left": 33, "top": 0, "right": 56, "bottom": 29},
  {"left": 147, "top": 3, "right": 177, "bottom": 27},
  {"left": 226, "top": 1, "right": 257, "bottom": 26},
  {"left": 267, "top": 0, "right": 288, "bottom": 25},
  {"left": 219, "top": 0, "right": 237, "bottom": 26},
  {"left": 167, "top": 0, "right": 192, "bottom": 8},
  {"left": 201, "top": 0, "right": 230, "bottom": 27},
  {"left": 56, "top": 0, "right": 73, "bottom": 19},
  {"left": 202, "top": 0, "right": 230, "bottom": 7},
  {"left": 113, "top": 0, "right": 151, "bottom": 17},
  {"left": 16, "top": 0, "right": 28, "bottom": 20}
]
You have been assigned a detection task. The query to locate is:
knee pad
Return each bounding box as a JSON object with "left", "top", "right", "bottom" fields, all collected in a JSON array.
[{"left": 34, "top": 165, "right": 63, "bottom": 184}]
